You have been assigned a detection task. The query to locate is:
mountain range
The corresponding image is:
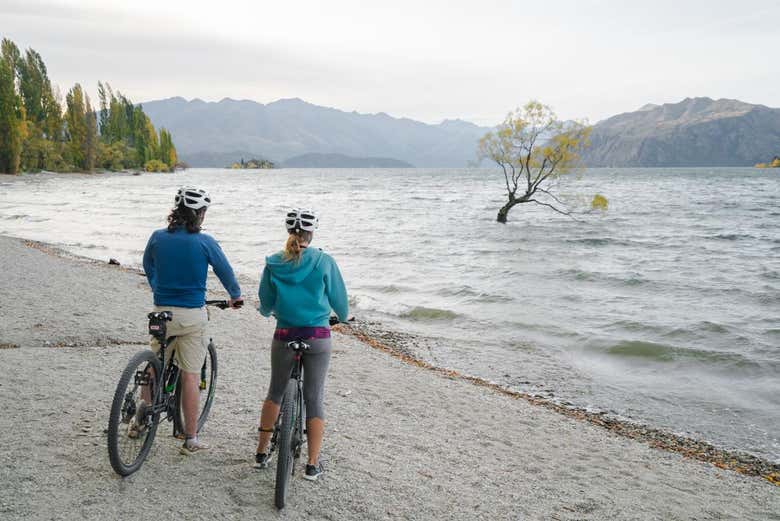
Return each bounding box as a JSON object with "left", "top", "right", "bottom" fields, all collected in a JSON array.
[
  {"left": 582, "top": 97, "right": 780, "bottom": 167},
  {"left": 282, "top": 153, "right": 412, "bottom": 168},
  {"left": 141, "top": 97, "right": 489, "bottom": 168},
  {"left": 141, "top": 96, "right": 780, "bottom": 168}
]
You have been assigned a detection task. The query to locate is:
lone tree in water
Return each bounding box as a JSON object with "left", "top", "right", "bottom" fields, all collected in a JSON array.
[{"left": 478, "top": 101, "right": 591, "bottom": 223}]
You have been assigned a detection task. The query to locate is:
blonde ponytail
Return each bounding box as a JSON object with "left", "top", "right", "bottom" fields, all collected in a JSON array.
[{"left": 282, "top": 230, "right": 312, "bottom": 263}]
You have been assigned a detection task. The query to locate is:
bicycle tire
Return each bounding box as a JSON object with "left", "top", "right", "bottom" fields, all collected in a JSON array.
[
  {"left": 174, "top": 341, "right": 218, "bottom": 436},
  {"left": 274, "top": 379, "right": 298, "bottom": 509},
  {"left": 107, "top": 350, "right": 162, "bottom": 476}
]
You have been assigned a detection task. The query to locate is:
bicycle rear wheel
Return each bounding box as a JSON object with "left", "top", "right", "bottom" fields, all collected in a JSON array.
[
  {"left": 174, "top": 340, "right": 218, "bottom": 436},
  {"left": 107, "top": 350, "right": 161, "bottom": 476},
  {"left": 274, "top": 379, "right": 298, "bottom": 509}
]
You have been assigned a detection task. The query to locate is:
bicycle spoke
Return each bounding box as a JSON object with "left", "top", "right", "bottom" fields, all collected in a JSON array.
[{"left": 108, "top": 352, "right": 161, "bottom": 476}]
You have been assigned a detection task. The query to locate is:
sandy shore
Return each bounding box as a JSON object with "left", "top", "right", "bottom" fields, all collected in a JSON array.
[{"left": 0, "top": 235, "right": 777, "bottom": 520}]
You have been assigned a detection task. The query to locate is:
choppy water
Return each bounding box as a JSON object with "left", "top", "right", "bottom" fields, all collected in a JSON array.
[{"left": 1, "top": 167, "right": 778, "bottom": 462}]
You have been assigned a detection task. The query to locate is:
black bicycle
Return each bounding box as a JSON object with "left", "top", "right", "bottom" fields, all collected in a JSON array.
[
  {"left": 107, "top": 299, "right": 240, "bottom": 476},
  {"left": 269, "top": 316, "right": 341, "bottom": 509}
]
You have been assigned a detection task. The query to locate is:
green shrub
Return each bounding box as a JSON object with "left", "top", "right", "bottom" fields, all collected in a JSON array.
[
  {"left": 144, "top": 159, "right": 171, "bottom": 172},
  {"left": 591, "top": 194, "right": 608, "bottom": 210}
]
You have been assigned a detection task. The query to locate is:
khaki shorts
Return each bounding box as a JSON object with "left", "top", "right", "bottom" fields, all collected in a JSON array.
[{"left": 149, "top": 306, "right": 208, "bottom": 373}]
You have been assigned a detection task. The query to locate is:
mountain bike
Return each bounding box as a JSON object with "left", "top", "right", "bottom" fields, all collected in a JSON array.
[
  {"left": 270, "top": 316, "right": 341, "bottom": 509},
  {"left": 107, "top": 299, "right": 241, "bottom": 476}
]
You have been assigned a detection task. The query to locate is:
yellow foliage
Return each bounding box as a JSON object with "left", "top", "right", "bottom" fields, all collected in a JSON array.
[
  {"left": 477, "top": 101, "right": 592, "bottom": 182},
  {"left": 591, "top": 194, "right": 608, "bottom": 210},
  {"left": 144, "top": 159, "right": 170, "bottom": 172},
  {"left": 755, "top": 158, "right": 780, "bottom": 168}
]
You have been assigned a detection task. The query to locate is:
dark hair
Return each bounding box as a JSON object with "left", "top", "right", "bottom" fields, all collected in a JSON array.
[{"left": 167, "top": 204, "right": 205, "bottom": 233}]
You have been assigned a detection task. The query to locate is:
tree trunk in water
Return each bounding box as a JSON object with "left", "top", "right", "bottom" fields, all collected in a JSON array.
[{"left": 496, "top": 201, "right": 513, "bottom": 223}]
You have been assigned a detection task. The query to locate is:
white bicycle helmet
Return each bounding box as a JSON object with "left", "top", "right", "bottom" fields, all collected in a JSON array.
[
  {"left": 285, "top": 208, "right": 318, "bottom": 232},
  {"left": 175, "top": 187, "right": 211, "bottom": 210}
]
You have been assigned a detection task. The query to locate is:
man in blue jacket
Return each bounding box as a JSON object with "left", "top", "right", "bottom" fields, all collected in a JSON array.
[{"left": 142, "top": 186, "right": 242, "bottom": 454}]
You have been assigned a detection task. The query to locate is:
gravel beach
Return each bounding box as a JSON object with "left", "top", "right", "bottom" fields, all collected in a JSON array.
[{"left": 0, "top": 235, "right": 777, "bottom": 520}]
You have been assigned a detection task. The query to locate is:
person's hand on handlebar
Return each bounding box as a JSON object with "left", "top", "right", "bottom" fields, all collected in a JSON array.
[
  {"left": 329, "top": 315, "right": 355, "bottom": 326},
  {"left": 228, "top": 297, "right": 244, "bottom": 309}
]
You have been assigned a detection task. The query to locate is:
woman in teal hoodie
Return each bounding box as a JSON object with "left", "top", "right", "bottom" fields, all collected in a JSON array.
[{"left": 255, "top": 208, "right": 348, "bottom": 481}]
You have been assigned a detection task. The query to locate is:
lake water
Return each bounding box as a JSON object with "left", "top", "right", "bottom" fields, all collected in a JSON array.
[{"left": 1, "top": 167, "right": 778, "bottom": 462}]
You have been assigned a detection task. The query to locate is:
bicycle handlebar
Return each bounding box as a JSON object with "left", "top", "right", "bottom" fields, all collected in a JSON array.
[
  {"left": 329, "top": 316, "right": 355, "bottom": 326},
  {"left": 206, "top": 299, "right": 244, "bottom": 310}
]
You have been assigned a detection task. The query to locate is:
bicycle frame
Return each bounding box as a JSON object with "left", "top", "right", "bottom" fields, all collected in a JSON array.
[
  {"left": 289, "top": 344, "right": 306, "bottom": 451},
  {"left": 270, "top": 341, "right": 308, "bottom": 455}
]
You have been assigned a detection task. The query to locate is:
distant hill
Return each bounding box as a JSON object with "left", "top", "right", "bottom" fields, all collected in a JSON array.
[
  {"left": 282, "top": 153, "right": 413, "bottom": 168},
  {"left": 583, "top": 97, "right": 780, "bottom": 167},
  {"left": 141, "top": 97, "right": 490, "bottom": 167}
]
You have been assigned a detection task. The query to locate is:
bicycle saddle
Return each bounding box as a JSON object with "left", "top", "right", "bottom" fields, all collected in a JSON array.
[
  {"left": 148, "top": 311, "right": 173, "bottom": 321},
  {"left": 148, "top": 311, "right": 173, "bottom": 340},
  {"left": 286, "top": 340, "right": 311, "bottom": 351}
]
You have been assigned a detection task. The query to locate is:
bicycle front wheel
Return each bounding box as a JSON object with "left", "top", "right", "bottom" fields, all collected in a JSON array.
[
  {"left": 274, "top": 379, "right": 298, "bottom": 509},
  {"left": 174, "top": 340, "right": 218, "bottom": 436},
  {"left": 107, "top": 350, "right": 161, "bottom": 476}
]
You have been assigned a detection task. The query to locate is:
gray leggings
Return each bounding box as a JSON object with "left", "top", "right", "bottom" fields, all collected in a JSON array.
[{"left": 265, "top": 337, "right": 332, "bottom": 419}]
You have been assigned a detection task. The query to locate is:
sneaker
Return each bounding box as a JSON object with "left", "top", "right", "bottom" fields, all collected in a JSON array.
[
  {"left": 179, "top": 439, "right": 209, "bottom": 456},
  {"left": 254, "top": 452, "right": 273, "bottom": 469},
  {"left": 303, "top": 463, "right": 323, "bottom": 481}
]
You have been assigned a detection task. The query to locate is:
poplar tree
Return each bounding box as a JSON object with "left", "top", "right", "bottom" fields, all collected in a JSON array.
[
  {"left": 84, "top": 94, "right": 98, "bottom": 170},
  {"left": 97, "top": 81, "right": 109, "bottom": 140},
  {"left": 65, "top": 84, "right": 87, "bottom": 169},
  {"left": 158, "top": 128, "right": 177, "bottom": 170},
  {"left": 0, "top": 39, "right": 25, "bottom": 174}
]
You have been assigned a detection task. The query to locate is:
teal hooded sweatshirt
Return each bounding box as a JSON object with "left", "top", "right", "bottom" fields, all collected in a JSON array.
[{"left": 258, "top": 247, "right": 348, "bottom": 328}]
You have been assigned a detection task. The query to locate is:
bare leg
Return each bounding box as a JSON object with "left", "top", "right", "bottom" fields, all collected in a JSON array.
[
  {"left": 306, "top": 418, "right": 324, "bottom": 465},
  {"left": 256, "top": 400, "right": 281, "bottom": 454},
  {"left": 180, "top": 371, "right": 200, "bottom": 437},
  {"left": 141, "top": 366, "right": 155, "bottom": 404}
]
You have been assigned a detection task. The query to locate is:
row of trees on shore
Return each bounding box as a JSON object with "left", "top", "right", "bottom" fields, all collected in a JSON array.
[{"left": 0, "top": 37, "right": 177, "bottom": 175}]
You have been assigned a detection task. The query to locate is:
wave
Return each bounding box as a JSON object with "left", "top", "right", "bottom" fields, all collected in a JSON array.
[
  {"left": 435, "top": 285, "right": 512, "bottom": 303},
  {"left": 400, "top": 306, "right": 460, "bottom": 321},
  {"left": 708, "top": 233, "right": 755, "bottom": 241},
  {"left": 601, "top": 339, "right": 754, "bottom": 368},
  {"left": 566, "top": 237, "right": 615, "bottom": 247},
  {"left": 362, "top": 284, "right": 414, "bottom": 294},
  {"left": 558, "top": 268, "right": 648, "bottom": 287},
  {"left": 0, "top": 214, "right": 50, "bottom": 223},
  {"left": 608, "top": 320, "right": 734, "bottom": 341},
  {"left": 695, "top": 321, "right": 731, "bottom": 334}
]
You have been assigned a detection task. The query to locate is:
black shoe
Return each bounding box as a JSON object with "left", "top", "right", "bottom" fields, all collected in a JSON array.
[
  {"left": 303, "top": 463, "right": 323, "bottom": 481},
  {"left": 254, "top": 452, "right": 272, "bottom": 469}
]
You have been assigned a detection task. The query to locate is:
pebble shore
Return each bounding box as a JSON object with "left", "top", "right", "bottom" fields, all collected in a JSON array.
[{"left": 0, "top": 235, "right": 778, "bottom": 520}]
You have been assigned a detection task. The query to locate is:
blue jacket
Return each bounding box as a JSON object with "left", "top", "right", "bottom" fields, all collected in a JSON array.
[
  {"left": 143, "top": 227, "right": 241, "bottom": 308},
  {"left": 258, "top": 247, "right": 348, "bottom": 328}
]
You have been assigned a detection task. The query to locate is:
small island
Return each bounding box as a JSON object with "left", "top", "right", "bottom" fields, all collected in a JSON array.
[
  {"left": 229, "top": 158, "right": 275, "bottom": 169},
  {"left": 755, "top": 156, "right": 780, "bottom": 168}
]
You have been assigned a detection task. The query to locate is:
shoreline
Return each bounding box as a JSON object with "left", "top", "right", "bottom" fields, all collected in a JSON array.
[
  {"left": 343, "top": 321, "right": 780, "bottom": 484},
  {"left": 14, "top": 235, "right": 780, "bottom": 485},
  {"left": 1, "top": 233, "right": 778, "bottom": 520}
]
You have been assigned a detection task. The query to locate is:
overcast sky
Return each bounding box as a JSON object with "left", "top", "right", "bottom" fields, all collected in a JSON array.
[{"left": 2, "top": 0, "right": 778, "bottom": 125}]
